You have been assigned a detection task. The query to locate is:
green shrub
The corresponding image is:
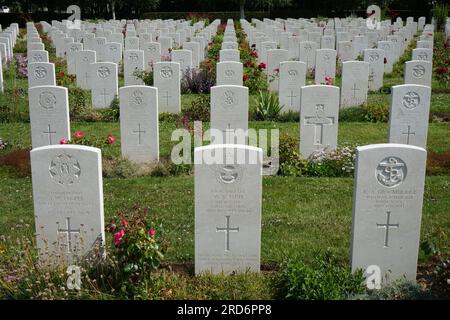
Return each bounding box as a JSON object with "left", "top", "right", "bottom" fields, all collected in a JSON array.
[
  {"left": 363, "top": 102, "right": 390, "bottom": 122},
  {"left": 182, "top": 94, "right": 210, "bottom": 122},
  {"left": 68, "top": 87, "right": 90, "bottom": 121},
  {"left": 354, "top": 280, "right": 432, "bottom": 300},
  {"left": 277, "top": 252, "right": 365, "bottom": 300},
  {"left": 433, "top": 3, "right": 449, "bottom": 31},
  {"left": 159, "top": 112, "right": 182, "bottom": 123},
  {"left": 134, "top": 70, "right": 153, "bottom": 86},
  {"left": 278, "top": 134, "right": 307, "bottom": 176},
  {"left": 277, "top": 111, "right": 300, "bottom": 122},
  {"left": 254, "top": 90, "right": 283, "bottom": 121}
]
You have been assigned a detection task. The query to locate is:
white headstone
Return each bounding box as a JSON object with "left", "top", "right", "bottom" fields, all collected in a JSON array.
[
  {"left": 388, "top": 84, "right": 431, "bottom": 148},
  {"left": 267, "top": 49, "right": 288, "bottom": 91},
  {"left": 216, "top": 61, "right": 243, "bottom": 86},
  {"left": 28, "top": 62, "right": 56, "bottom": 88},
  {"left": 300, "top": 85, "right": 340, "bottom": 158},
  {"left": 75, "top": 50, "right": 96, "bottom": 90},
  {"left": 119, "top": 85, "right": 159, "bottom": 163},
  {"left": 314, "top": 49, "right": 337, "bottom": 85},
  {"left": 404, "top": 60, "right": 432, "bottom": 86},
  {"left": 340, "top": 61, "right": 369, "bottom": 108},
  {"left": 28, "top": 85, "right": 70, "bottom": 149},
  {"left": 31, "top": 145, "right": 105, "bottom": 265},
  {"left": 124, "top": 50, "right": 145, "bottom": 86},
  {"left": 351, "top": 143, "right": 427, "bottom": 285},
  {"left": 153, "top": 62, "right": 181, "bottom": 113},
  {"left": 364, "top": 49, "right": 384, "bottom": 91},
  {"left": 91, "top": 62, "right": 118, "bottom": 108},
  {"left": 279, "top": 61, "right": 307, "bottom": 112},
  {"left": 195, "top": 144, "right": 262, "bottom": 275}
]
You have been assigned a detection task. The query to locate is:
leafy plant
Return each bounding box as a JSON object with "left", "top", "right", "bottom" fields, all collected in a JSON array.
[
  {"left": 276, "top": 252, "right": 365, "bottom": 300},
  {"left": 433, "top": 2, "right": 449, "bottom": 31},
  {"left": 254, "top": 90, "right": 283, "bottom": 121},
  {"left": 181, "top": 68, "right": 215, "bottom": 94},
  {"left": 182, "top": 94, "right": 210, "bottom": 122},
  {"left": 134, "top": 70, "right": 153, "bottom": 86},
  {"left": 106, "top": 205, "right": 166, "bottom": 279}
]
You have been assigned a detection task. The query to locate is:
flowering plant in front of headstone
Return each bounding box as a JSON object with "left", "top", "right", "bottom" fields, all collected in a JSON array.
[
  {"left": 106, "top": 205, "right": 165, "bottom": 277},
  {"left": 15, "top": 54, "right": 28, "bottom": 78},
  {"left": 60, "top": 131, "right": 116, "bottom": 155},
  {"left": 433, "top": 36, "right": 450, "bottom": 89}
]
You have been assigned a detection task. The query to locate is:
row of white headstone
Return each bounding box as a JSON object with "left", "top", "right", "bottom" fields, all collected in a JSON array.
[
  {"left": 30, "top": 139, "right": 426, "bottom": 286},
  {"left": 0, "top": 22, "right": 20, "bottom": 93}
]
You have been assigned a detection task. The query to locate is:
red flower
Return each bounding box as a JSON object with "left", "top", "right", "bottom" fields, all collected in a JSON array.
[
  {"left": 114, "top": 230, "right": 125, "bottom": 247},
  {"left": 121, "top": 219, "right": 128, "bottom": 228},
  {"left": 60, "top": 138, "right": 69, "bottom": 144},
  {"left": 384, "top": 57, "right": 387, "bottom": 64},
  {"left": 149, "top": 229, "right": 155, "bottom": 236},
  {"left": 243, "top": 74, "right": 249, "bottom": 81},
  {"left": 324, "top": 76, "right": 333, "bottom": 85},
  {"left": 106, "top": 134, "right": 116, "bottom": 145},
  {"left": 258, "top": 62, "right": 266, "bottom": 70},
  {"left": 435, "top": 67, "right": 448, "bottom": 74},
  {"left": 243, "top": 61, "right": 250, "bottom": 68},
  {"left": 73, "top": 131, "right": 84, "bottom": 139},
  {"left": 251, "top": 51, "right": 258, "bottom": 58},
  {"left": 445, "top": 59, "right": 450, "bottom": 65}
]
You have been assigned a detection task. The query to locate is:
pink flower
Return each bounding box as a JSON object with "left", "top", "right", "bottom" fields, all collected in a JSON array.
[
  {"left": 106, "top": 134, "right": 116, "bottom": 145},
  {"left": 324, "top": 76, "right": 333, "bottom": 85},
  {"left": 73, "top": 131, "right": 84, "bottom": 139},
  {"left": 121, "top": 220, "right": 128, "bottom": 228},
  {"left": 114, "top": 229, "right": 125, "bottom": 247},
  {"left": 149, "top": 229, "right": 155, "bottom": 236},
  {"left": 60, "top": 138, "right": 69, "bottom": 144}
]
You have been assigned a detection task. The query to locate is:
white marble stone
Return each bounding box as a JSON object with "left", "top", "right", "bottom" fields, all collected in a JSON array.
[
  {"left": 90, "top": 62, "right": 118, "bottom": 108},
  {"left": 31, "top": 145, "right": 105, "bottom": 266},
  {"left": 279, "top": 61, "right": 306, "bottom": 112},
  {"left": 340, "top": 61, "right": 369, "bottom": 108},
  {"left": 28, "top": 62, "right": 56, "bottom": 88},
  {"left": 153, "top": 62, "right": 181, "bottom": 113},
  {"left": 124, "top": 50, "right": 144, "bottom": 86},
  {"left": 351, "top": 143, "right": 427, "bottom": 286},
  {"left": 404, "top": 60, "right": 432, "bottom": 86},
  {"left": 300, "top": 85, "right": 340, "bottom": 158},
  {"left": 388, "top": 84, "right": 431, "bottom": 149},
  {"left": 119, "top": 85, "right": 159, "bottom": 163},
  {"left": 267, "top": 49, "right": 288, "bottom": 91},
  {"left": 216, "top": 61, "right": 243, "bottom": 86},
  {"left": 194, "top": 144, "right": 262, "bottom": 275},
  {"left": 210, "top": 85, "right": 248, "bottom": 144},
  {"left": 75, "top": 50, "right": 96, "bottom": 90},
  {"left": 314, "top": 49, "right": 337, "bottom": 85},
  {"left": 364, "top": 49, "right": 384, "bottom": 91},
  {"left": 28, "top": 85, "right": 70, "bottom": 148}
]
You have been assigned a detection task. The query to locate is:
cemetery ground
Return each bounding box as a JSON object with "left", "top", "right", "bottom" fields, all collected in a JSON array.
[{"left": 0, "top": 25, "right": 449, "bottom": 300}]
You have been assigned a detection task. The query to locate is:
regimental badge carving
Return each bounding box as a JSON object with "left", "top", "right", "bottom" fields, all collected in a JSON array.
[
  {"left": 288, "top": 69, "right": 298, "bottom": 76},
  {"left": 369, "top": 52, "right": 379, "bottom": 62},
  {"left": 128, "top": 53, "right": 139, "bottom": 62},
  {"left": 34, "top": 66, "right": 47, "bottom": 79},
  {"left": 32, "top": 54, "right": 43, "bottom": 62},
  {"left": 376, "top": 157, "right": 407, "bottom": 188},
  {"left": 160, "top": 66, "right": 173, "bottom": 78},
  {"left": 49, "top": 153, "right": 81, "bottom": 186},
  {"left": 417, "top": 53, "right": 428, "bottom": 60},
  {"left": 131, "top": 89, "right": 144, "bottom": 105},
  {"left": 97, "top": 66, "right": 110, "bottom": 79},
  {"left": 82, "top": 56, "right": 89, "bottom": 62},
  {"left": 323, "top": 54, "right": 331, "bottom": 61},
  {"left": 402, "top": 92, "right": 420, "bottom": 109},
  {"left": 222, "top": 90, "right": 237, "bottom": 110},
  {"left": 216, "top": 164, "right": 243, "bottom": 185},
  {"left": 70, "top": 45, "right": 79, "bottom": 52},
  {"left": 39, "top": 91, "right": 57, "bottom": 110},
  {"left": 148, "top": 45, "right": 157, "bottom": 52},
  {"left": 225, "top": 69, "right": 235, "bottom": 77},
  {"left": 109, "top": 45, "right": 117, "bottom": 52},
  {"left": 412, "top": 65, "right": 425, "bottom": 78}
]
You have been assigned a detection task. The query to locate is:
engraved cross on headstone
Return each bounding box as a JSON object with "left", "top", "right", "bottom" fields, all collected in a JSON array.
[
  {"left": 100, "top": 88, "right": 110, "bottom": 105},
  {"left": 57, "top": 217, "right": 81, "bottom": 253},
  {"left": 304, "top": 105, "right": 334, "bottom": 146},
  {"left": 351, "top": 83, "right": 360, "bottom": 98},
  {"left": 287, "top": 90, "right": 297, "bottom": 106},
  {"left": 216, "top": 215, "right": 239, "bottom": 251},
  {"left": 43, "top": 124, "right": 56, "bottom": 144},
  {"left": 376, "top": 211, "right": 399, "bottom": 247},
  {"left": 162, "top": 91, "right": 171, "bottom": 106},
  {"left": 132, "top": 123, "right": 146, "bottom": 145},
  {"left": 402, "top": 125, "right": 415, "bottom": 144}
]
